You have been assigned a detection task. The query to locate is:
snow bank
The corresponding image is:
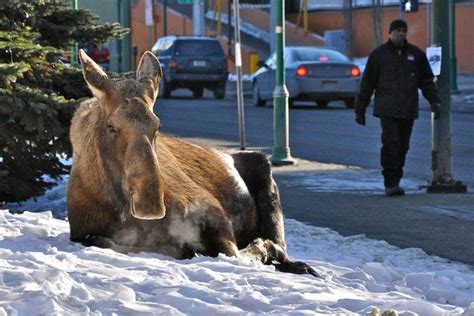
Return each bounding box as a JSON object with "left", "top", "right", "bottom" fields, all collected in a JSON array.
[{"left": 1, "top": 210, "right": 473, "bottom": 315}]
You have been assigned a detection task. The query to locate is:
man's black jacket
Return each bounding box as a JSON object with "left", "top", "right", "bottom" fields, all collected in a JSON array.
[{"left": 355, "top": 40, "right": 440, "bottom": 119}]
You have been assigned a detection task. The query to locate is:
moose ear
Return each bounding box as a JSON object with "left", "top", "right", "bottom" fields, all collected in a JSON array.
[
  {"left": 79, "top": 49, "right": 112, "bottom": 100},
  {"left": 136, "top": 51, "right": 163, "bottom": 102}
]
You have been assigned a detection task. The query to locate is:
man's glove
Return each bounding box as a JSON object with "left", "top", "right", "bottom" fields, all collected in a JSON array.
[
  {"left": 355, "top": 113, "right": 366, "bottom": 126},
  {"left": 431, "top": 103, "right": 441, "bottom": 120}
]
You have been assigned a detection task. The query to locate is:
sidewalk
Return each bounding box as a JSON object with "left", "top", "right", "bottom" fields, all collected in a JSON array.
[{"left": 272, "top": 159, "right": 474, "bottom": 266}]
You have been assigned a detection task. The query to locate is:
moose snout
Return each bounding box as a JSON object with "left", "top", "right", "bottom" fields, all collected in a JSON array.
[
  {"left": 129, "top": 188, "right": 166, "bottom": 220},
  {"left": 125, "top": 138, "right": 166, "bottom": 220}
]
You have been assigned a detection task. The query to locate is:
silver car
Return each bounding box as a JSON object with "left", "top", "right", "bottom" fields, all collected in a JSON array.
[{"left": 252, "top": 46, "right": 361, "bottom": 108}]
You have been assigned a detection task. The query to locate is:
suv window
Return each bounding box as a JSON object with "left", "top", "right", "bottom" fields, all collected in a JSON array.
[{"left": 174, "top": 40, "right": 224, "bottom": 57}]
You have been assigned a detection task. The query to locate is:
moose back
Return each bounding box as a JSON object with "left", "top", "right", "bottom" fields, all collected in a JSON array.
[{"left": 66, "top": 49, "right": 318, "bottom": 277}]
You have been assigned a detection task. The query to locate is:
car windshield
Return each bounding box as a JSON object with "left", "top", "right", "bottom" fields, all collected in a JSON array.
[
  {"left": 293, "top": 48, "right": 349, "bottom": 63},
  {"left": 175, "top": 40, "right": 224, "bottom": 57}
]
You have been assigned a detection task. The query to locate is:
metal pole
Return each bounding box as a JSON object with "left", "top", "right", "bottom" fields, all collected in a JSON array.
[
  {"left": 233, "top": 0, "right": 245, "bottom": 150},
  {"left": 271, "top": 0, "right": 295, "bottom": 165},
  {"left": 193, "top": 0, "right": 204, "bottom": 35},
  {"left": 449, "top": 0, "right": 458, "bottom": 93},
  {"left": 270, "top": 0, "right": 276, "bottom": 54},
  {"left": 428, "top": 0, "right": 466, "bottom": 193}
]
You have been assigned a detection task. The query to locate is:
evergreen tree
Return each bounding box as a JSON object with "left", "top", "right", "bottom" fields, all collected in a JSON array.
[{"left": 0, "top": 0, "right": 129, "bottom": 203}]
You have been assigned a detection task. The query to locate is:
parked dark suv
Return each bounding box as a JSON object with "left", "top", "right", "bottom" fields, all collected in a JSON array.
[{"left": 152, "top": 36, "right": 228, "bottom": 99}]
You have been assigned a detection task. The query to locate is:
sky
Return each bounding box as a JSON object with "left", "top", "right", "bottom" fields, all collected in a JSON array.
[{"left": 2, "top": 168, "right": 474, "bottom": 316}]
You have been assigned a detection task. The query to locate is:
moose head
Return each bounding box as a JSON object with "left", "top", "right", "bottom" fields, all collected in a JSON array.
[{"left": 78, "top": 49, "right": 166, "bottom": 221}]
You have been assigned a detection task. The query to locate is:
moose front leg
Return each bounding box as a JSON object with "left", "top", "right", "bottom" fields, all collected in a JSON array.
[
  {"left": 205, "top": 228, "right": 322, "bottom": 278},
  {"left": 77, "top": 234, "right": 166, "bottom": 255},
  {"left": 240, "top": 238, "right": 322, "bottom": 278},
  {"left": 202, "top": 230, "right": 278, "bottom": 264}
]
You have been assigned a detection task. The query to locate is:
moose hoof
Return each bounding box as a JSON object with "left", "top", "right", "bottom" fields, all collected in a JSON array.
[{"left": 275, "top": 261, "right": 322, "bottom": 278}]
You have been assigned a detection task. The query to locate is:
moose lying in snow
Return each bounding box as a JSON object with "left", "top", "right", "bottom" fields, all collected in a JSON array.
[{"left": 67, "top": 49, "right": 319, "bottom": 277}]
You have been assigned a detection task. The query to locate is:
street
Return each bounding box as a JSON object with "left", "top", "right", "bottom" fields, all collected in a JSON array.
[{"left": 154, "top": 89, "right": 474, "bottom": 189}]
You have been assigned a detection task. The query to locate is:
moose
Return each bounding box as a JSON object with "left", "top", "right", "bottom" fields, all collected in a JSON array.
[{"left": 67, "top": 49, "right": 319, "bottom": 277}]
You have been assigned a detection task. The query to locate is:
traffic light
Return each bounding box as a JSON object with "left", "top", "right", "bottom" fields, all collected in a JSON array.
[{"left": 402, "top": 0, "right": 419, "bottom": 13}]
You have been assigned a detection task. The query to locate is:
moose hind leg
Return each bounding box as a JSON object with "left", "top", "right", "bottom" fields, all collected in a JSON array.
[{"left": 232, "top": 152, "right": 286, "bottom": 251}]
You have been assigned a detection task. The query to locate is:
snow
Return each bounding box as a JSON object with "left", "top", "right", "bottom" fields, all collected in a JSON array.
[{"left": 2, "top": 171, "right": 474, "bottom": 315}]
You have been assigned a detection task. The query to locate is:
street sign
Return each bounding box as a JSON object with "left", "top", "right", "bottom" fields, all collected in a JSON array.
[
  {"left": 178, "top": 0, "right": 193, "bottom": 4},
  {"left": 427, "top": 46, "right": 442, "bottom": 76}
]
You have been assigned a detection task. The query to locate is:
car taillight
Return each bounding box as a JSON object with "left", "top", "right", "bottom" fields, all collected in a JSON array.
[
  {"left": 351, "top": 66, "right": 360, "bottom": 77},
  {"left": 296, "top": 65, "right": 307, "bottom": 77},
  {"left": 169, "top": 58, "right": 177, "bottom": 68}
]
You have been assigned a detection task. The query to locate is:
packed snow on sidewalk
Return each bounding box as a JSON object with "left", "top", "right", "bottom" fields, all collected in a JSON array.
[{"left": 2, "top": 175, "right": 474, "bottom": 315}]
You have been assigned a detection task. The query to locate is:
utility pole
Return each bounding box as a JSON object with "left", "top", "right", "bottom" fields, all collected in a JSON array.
[
  {"left": 449, "top": 0, "right": 458, "bottom": 93},
  {"left": 271, "top": 0, "right": 295, "bottom": 165},
  {"left": 233, "top": 0, "right": 245, "bottom": 150},
  {"left": 428, "top": 0, "right": 466, "bottom": 193}
]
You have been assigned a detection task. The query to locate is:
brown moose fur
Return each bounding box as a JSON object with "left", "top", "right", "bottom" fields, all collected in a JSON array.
[{"left": 67, "top": 49, "right": 318, "bottom": 277}]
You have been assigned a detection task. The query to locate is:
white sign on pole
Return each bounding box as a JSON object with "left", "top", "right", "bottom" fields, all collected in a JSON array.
[
  {"left": 145, "top": 0, "right": 153, "bottom": 26},
  {"left": 235, "top": 43, "right": 242, "bottom": 67},
  {"left": 427, "top": 46, "right": 442, "bottom": 76}
]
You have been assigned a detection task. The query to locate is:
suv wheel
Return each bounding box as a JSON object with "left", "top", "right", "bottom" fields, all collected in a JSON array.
[
  {"left": 159, "top": 79, "right": 171, "bottom": 98},
  {"left": 213, "top": 85, "right": 226, "bottom": 99},
  {"left": 192, "top": 87, "right": 203, "bottom": 99},
  {"left": 253, "top": 82, "right": 266, "bottom": 107}
]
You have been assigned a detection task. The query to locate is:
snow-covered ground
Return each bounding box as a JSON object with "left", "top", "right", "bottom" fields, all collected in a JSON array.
[{"left": 2, "top": 171, "right": 474, "bottom": 315}]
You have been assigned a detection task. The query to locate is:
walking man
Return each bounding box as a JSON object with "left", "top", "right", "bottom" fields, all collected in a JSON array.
[{"left": 354, "top": 19, "right": 441, "bottom": 196}]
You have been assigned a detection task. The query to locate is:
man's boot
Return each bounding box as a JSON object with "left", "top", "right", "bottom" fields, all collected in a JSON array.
[{"left": 385, "top": 185, "right": 405, "bottom": 196}]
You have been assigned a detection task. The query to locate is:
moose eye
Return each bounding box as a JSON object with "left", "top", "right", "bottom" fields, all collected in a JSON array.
[{"left": 107, "top": 124, "right": 117, "bottom": 136}]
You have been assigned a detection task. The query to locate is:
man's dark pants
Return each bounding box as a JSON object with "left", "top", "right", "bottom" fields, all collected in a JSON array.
[{"left": 380, "top": 117, "right": 415, "bottom": 188}]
